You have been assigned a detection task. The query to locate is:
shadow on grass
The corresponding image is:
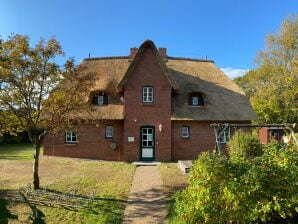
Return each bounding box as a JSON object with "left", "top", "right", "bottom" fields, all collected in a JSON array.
[
  {"left": 0, "top": 198, "right": 18, "bottom": 224},
  {"left": 19, "top": 192, "right": 46, "bottom": 224},
  {"left": 42, "top": 188, "right": 126, "bottom": 223}
]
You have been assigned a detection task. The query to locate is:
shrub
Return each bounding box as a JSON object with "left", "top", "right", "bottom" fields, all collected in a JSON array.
[
  {"left": 173, "top": 143, "right": 298, "bottom": 224},
  {"left": 228, "top": 130, "right": 262, "bottom": 160}
]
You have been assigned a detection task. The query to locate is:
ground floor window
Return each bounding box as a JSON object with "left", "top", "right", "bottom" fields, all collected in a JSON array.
[
  {"left": 105, "top": 125, "right": 113, "bottom": 138},
  {"left": 182, "top": 126, "right": 190, "bottom": 139},
  {"left": 219, "top": 128, "right": 230, "bottom": 143},
  {"left": 65, "top": 129, "right": 77, "bottom": 143}
]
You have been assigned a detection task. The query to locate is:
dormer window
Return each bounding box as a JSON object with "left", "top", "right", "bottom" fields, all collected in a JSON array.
[
  {"left": 189, "top": 93, "right": 204, "bottom": 106},
  {"left": 92, "top": 92, "right": 108, "bottom": 105}
]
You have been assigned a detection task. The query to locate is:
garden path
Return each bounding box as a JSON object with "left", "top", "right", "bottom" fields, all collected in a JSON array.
[{"left": 122, "top": 166, "right": 166, "bottom": 224}]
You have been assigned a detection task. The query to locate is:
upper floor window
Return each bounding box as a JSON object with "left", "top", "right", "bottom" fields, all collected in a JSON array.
[
  {"left": 65, "top": 129, "right": 77, "bottom": 144},
  {"left": 92, "top": 92, "right": 108, "bottom": 105},
  {"left": 142, "top": 86, "right": 153, "bottom": 103},
  {"left": 189, "top": 93, "right": 204, "bottom": 106}
]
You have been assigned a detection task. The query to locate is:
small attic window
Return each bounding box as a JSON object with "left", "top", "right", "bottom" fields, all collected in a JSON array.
[
  {"left": 92, "top": 92, "right": 108, "bottom": 105},
  {"left": 189, "top": 93, "right": 204, "bottom": 106}
]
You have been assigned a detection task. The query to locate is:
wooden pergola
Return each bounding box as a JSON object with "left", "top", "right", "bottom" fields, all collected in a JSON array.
[{"left": 210, "top": 123, "right": 297, "bottom": 153}]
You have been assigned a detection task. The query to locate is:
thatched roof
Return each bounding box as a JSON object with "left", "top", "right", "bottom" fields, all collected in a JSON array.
[
  {"left": 167, "top": 59, "right": 256, "bottom": 120},
  {"left": 117, "top": 40, "right": 179, "bottom": 92},
  {"left": 79, "top": 41, "right": 256, "bottom": 121}
]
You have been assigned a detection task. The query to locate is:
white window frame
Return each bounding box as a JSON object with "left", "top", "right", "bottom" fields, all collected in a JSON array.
[
  {"left": 218, "top": 128, "right": 230, "bottom": 143},
  {"left": 105, "top": 125, "right": 113, "bottom": 138},
  {"left": 65, "top": 129, "right": 77, "bottom": 143},
  {"left": 182, "top": 126, "right": 190, "bottom": 139},
  {"left": 192, "top": 96, "right": 199, "bottom": 105},
  {"left": 97, "top": 95, "right": 104, "bottom": 105},
  {"left": 142, "top": 86, "right": 153, "bottom": 103}
]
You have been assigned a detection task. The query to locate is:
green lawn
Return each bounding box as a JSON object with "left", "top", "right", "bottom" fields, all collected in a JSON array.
[
  {"left": 0, "top": 143, "right": 38, "bottom": 160},
  {"left": 158, "top": 163, "right": 189, "bottom": 224},
  {"left": 0, "top": 144, "right": 136, "bottom": 224}
]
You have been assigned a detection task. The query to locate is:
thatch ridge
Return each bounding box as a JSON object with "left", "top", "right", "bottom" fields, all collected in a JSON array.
[
  {"left": 167, "top": 56, "right": 214, "bottom": 63},
  {"left": 84, "top": 56, "right": 129, "bottom": 61}
]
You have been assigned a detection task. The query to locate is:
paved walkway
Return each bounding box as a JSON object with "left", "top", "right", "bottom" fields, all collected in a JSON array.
[{"left": 122, "top": 166, "right": 166, "bottom": 224}]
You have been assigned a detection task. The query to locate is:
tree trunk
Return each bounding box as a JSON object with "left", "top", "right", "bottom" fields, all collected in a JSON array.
[{"left": 33, "top": 144, "right": 40, "bottom": 190}]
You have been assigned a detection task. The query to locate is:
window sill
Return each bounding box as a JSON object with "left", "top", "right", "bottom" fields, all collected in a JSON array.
[
  {"left": 181, "top": 138, "right": 190, "bottom": 140},
  {"left": 142, "top": 102, "right": 154, "bottom": 106},
  {"left": 91, "top": 104, "right": 108, "bottom": 107},
  {"left": 64, "top": 142, "right": 78, "bottom": 146},
  {"left": 105, "top": 137, "right": 114, "bottom": 141},
  {"left": 188, "top": 105, "right": 205, "bottom": 107}
]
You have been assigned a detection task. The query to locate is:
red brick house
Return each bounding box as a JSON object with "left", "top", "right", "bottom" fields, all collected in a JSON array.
[{"left": 43, "top": 40, "right": 256, "bottom": 162}]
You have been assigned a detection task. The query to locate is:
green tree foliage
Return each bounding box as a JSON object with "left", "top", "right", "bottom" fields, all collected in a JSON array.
[
  {"left": 0, "top": 34, "right": 93, "bottom": 189},
  {"left": 173, "top": 133, "right": 298, "bottom": 223},
  {"left": 235, "top": 16, "right": 298, "bottom": 124}
]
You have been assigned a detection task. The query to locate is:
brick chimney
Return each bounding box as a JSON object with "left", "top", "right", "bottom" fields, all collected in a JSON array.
[
  {"left": 158, "top": 48, "right": 167, "bottom": 58},
  {"left": 130, "top": 47, "right": 138, "bottom": 58}
]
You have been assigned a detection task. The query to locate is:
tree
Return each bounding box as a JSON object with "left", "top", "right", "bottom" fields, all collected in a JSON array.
[
  {"left": 0, "top": 34, "right": 93, "bottom": 189},
  {"left": 235, "top": 15, "right": 298, "bottom": 124}
]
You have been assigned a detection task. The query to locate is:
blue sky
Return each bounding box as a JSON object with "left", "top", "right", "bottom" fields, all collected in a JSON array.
[{"left": 1, "top": 0, "right": 297, "bottom": 78}]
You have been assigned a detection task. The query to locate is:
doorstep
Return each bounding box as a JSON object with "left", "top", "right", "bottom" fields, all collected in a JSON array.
[{"left": 132, "top": 161, "right": 161, "bottom": 166}]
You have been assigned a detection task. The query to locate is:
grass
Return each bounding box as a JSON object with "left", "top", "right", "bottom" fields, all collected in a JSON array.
[
  {"left": 0, "top": 144, "right": 136, "bottom": 224},
  {"left": 0, "top": 143, "right": 38, "bottom": 160},
  {"left": 158, "top": 163, "right": 189, "bottom": 224}
]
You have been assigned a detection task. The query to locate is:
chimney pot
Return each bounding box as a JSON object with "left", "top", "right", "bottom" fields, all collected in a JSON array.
[
  {"left": 158, "top": 48, "right": 167, "bottom": 58},
  {"left": 130, "top": 47, "right": 138, "bottom": 58}
]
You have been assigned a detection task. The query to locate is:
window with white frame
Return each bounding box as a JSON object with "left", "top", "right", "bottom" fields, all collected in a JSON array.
[
  {"left": 192, "top": 96, "right": 199, "bottom": 105},
  {"left": 181, "top": 126, "right": 190, "bottom": 139},
  {"left": 189, "top": 93, "right": 204, "bottom": 106},
  {"left": 218, "top": 128, "right": 230, "bottom": 143},
  {"left": 97, "top": 95, "right": 104, "bottom": 105},
  {"left": 105, "top": 126, "right": 113, "bottom": 138},
  {"left": 142, "top": 86, "right": 153, "bottom": 103},
  {"left": 91, "top": 92, "right": 108, "bottom": 106},
  {"left": 65, "top": 130, "right": 77, "bottom": 143}
]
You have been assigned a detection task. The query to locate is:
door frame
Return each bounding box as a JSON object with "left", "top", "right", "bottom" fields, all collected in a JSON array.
[{"left": 140, "top": 126, "right": 155, "bottom": 161}]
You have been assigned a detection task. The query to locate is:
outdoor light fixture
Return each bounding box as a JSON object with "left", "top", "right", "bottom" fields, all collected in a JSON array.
[{"left": 159, "top": 123, "right": 163, "bottom": 132}]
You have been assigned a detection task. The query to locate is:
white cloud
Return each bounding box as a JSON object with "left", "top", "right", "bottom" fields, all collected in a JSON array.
[{"left": 220, "top": 67, "right": 249, "bottom": 79}]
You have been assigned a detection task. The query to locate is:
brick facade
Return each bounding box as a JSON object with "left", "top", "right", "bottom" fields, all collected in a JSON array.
[
  {"left": 43, "top": 121, "right": 123, "bottom": 161},
  {"left": 171, "top": 121, "right": 216, "bottom": 161},
  {"left": 123, "top": 47, "right": 172, "bottom": 162},
  {"left": 43, "top": 41, "right": 255, "bottom": 162}
]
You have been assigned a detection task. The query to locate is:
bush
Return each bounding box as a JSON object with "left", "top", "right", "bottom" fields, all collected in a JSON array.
[
  {"left": 173, "top": 143, "right": 298, "bottom": 224},
  {"left": 228, "top": 130, "right": 262, "bottom": 160}
]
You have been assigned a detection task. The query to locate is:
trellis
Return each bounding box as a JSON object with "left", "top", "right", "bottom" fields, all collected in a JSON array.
[{"left": 210, "top": 123, "right": 297, "bottom": 153}]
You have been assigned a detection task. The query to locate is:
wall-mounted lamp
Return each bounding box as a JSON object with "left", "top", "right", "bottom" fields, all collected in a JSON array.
[{"left": 159, "top": 123, "right": 163, "bottom": 132}]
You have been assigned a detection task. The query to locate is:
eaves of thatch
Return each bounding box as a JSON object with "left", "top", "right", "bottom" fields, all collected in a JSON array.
[{"left": 78, "top": 44, "right": 256, "bottom": 121}]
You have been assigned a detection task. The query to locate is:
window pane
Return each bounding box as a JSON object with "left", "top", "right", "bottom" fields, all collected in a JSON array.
[
  {"left": 182, "top": 127, "right": 189, "bottom": 138},
  {"left": 98, "top": 96, "right": 104, "bottom": 105},
  {"left": 192, "top": 97, "right": 198, "bottom": 105},
  {"left": 106, "top": 126, "right": 113, "bottom": 137},
  {"left": 143, "top": 87, "right": 153, "bottom": 103}
]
